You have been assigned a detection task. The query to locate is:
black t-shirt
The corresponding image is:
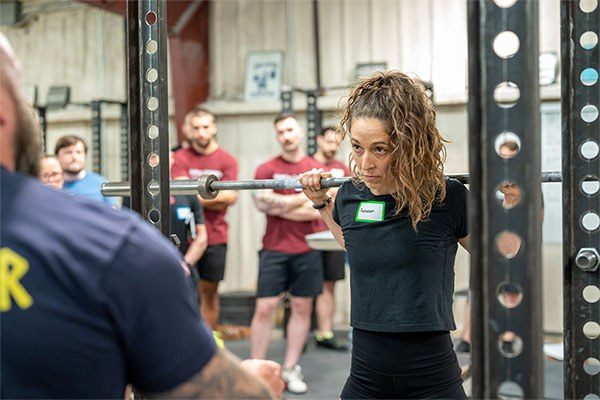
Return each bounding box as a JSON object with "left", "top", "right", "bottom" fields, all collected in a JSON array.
[
  {"left": 170, "top": 195, "right": 205, "bottom": 255},
  {"left": 0, "top": 168, "right": 216, "bottom": 398},
  {"left": 332, "top": 178, "right": 468, "bottom": 332}
]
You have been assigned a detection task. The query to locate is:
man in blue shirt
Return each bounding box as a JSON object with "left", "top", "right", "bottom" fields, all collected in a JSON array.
[
  {"left": 0, "top": 33, "right": 282, "bottom": 399},
  {"left": 54, "top": 134, "right": 116, "bottom": 205}
]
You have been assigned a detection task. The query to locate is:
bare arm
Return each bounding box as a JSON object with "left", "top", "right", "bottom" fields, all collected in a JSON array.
[
  {"left": 253, "top": 191, "right": 321, "bottom": 221},
  {"left": 253, "top": 190, "right": 286, "bottom": 216},
  {"left": 278, "top": 201, "right": 321, "bottom": 222},
  {"left": 458, "top": 235, "right": 470, "bottom": 252},
  {"left": 272, "top": 192, "right": 310, "bottom": 212},
  {"left": 314, "top": 199, "right": 345, "bottom": 249},
  {"left": 142, "top": 348, "right": 276, "bottom": 399},
  {"left": 298, "top": 169, "right": 345, "bottom": 248},
  {"left": 183, "top": 224, "right": 208, "bottom": 267},
  {"left": 199, "top": 190, "right": 238, "bottom": 212}
]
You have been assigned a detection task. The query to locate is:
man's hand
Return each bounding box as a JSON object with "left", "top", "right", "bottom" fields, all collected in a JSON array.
[{"left": 240, "top": 359, "right": 284, "bottom": 399}]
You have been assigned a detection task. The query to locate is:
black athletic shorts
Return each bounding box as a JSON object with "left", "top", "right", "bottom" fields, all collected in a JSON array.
[
  {"left": 341, "top": 329, "right": 466, "bottom": 399},
  {"left": 256, "top": 250, "right": 323, "bottom": 298},
  {"left": 322, "top": 251, "right": 346, "bottom": 281},
  {"left": 194, "top": 244, "right": 227, "bottom": 282}
]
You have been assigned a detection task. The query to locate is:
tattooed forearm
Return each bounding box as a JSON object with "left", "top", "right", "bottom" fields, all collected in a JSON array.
[
  {"left": 143, "top": 349, "right": 275, "bottom": 399},
  {"left": 252, "top": 192, "right": 284, "bottom": 216}
]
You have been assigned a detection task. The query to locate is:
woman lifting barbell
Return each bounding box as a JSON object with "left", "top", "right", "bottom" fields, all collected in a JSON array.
[{"left": 299, "top": 70, "right": 470, "bottom": 399}]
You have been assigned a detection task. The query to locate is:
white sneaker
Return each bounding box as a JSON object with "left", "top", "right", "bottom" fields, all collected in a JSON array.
[{"left": 282, "top": 364, "right": 308, "bottom": 394}]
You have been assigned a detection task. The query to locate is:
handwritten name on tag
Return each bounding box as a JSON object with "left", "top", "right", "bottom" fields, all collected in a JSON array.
[{"left": 355, "top": 201, "right": 385, "bottom": 223}]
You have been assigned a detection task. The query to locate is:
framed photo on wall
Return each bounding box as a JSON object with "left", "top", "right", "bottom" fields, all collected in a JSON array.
[
  {"left": 355, "top": 62, "right": 387, "bottom": 80},
  {"left": 244, "top": 51, "right": 284, "bottom": 101}
]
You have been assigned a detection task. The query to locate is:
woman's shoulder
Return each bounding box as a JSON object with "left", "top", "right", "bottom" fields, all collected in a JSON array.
[
  {"left": 440, "top": 177, "right": 468, "bottom": 208},
  {"left": 338, "top": 178, "right": 365, "bottom": 197},
  {"left": 445, "top": 177, "right": 467, "bottom": 194}
]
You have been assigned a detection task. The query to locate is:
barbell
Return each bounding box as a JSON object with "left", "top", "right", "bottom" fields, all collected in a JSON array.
[{"left": 101, "top": 171, "right": 568, "bottom": 199}]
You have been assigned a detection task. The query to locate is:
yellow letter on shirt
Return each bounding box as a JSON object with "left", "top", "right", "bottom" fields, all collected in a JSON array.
[{"left": 0, "top": 248, "right": 33, "bottom": 312}]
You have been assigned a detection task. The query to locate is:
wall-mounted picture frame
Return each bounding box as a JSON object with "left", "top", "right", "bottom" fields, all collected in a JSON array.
[
  {"left": 244, "top": 51, "right": 284, "bottom": 101},
  {"left": 355, "top": 62, "right": 388, "bottom": 80}
]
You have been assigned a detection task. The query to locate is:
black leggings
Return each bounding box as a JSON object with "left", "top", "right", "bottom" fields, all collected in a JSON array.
[{"left": 341, "top": 329, "right": 466, "bottom": 399}]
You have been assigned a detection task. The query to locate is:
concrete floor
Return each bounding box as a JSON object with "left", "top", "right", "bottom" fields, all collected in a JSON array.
[{"left": 226, "top": 329, "right": 564, "bottom": 399}]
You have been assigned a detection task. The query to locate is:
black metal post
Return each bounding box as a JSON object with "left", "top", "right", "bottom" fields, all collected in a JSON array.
[
  {"left": 306, "top": 90, "right": 320, "bottom": 156},
  {"left": 90, "top": 101, "right": 102, "bottom": 174},
  {"left": 468, "top": 1, "right": 543, "bottom": 398},
  {"left": 281, "top": 87, "right": 293, "bottom": 114},
  {"left": 119, "top": 102, "right": 129, "bottom": 181},
  {"left": 38, "top": 106, "right": 47, "bottom": 154},
  {"left": 313, "top": 0, "right": 322, "bottom": 90},
  {"left": 126, "top": 0, "right": 170, "bottom": 236},
  {"left": 466, "top": 1, "right": 485, "bottom": 395},
  {"left": 561, "top": 1, "right": 600, "bottom": 399}
]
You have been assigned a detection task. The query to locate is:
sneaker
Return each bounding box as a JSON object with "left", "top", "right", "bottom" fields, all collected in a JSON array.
[
  {"left": 455, "top": 340, "right": 471, "bottom": 353},
  {"left": 282, "top": 365, "right": 308, "bottom": 394},
  {"left": 315, "top": 335, "right": 349, "bottom": 351}
]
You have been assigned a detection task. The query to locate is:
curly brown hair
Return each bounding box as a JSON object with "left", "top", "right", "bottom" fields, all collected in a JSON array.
[{"left": 339, "top": 71, "right": 448, "bottom": 229}]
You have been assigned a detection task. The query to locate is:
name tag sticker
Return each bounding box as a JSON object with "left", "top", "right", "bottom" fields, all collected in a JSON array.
[
  {"left": 176, "top": 206, "right": 192, "bottom": 220},
  {"left": 355, "top": 201, "right": 385, "bottom": 223}
]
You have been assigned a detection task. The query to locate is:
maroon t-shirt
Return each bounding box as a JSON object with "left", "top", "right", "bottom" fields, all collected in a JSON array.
[
  {"left": 255, "top": 156, "right": 323, "bottom": 254},
  {"left": 172, "top": 147, "right": 238, "bottom": 246},
  {"left": 312, "top": 158, "right": 352, "bottom": 232},
  {"left": 318, "top": 159, "right": 351, "bottom": 179}
]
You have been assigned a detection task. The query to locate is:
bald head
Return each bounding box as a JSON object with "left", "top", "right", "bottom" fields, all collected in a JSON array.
[
  {"left": 0, "top": 32, "right": 41, "bottom": 175},
  {"left": 0, "top": 32, "right": 21, "bottom": 75}
]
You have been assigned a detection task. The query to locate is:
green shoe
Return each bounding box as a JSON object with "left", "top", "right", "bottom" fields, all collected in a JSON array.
[{"left": 315, "top": 335, "right": 349, "bottom": 351}]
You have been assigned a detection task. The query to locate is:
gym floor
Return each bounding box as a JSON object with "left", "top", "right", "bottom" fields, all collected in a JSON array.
[{"left": 227, "top": 329, "right": 564, "bottom": 399}]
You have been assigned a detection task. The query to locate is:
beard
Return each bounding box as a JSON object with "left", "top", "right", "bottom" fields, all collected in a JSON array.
[
  {"left": 283, "top": 141, "right": 299, "bottom": 152},
  {"left": 192, "top": 137, "right": 210, "bottom": 150},
  {"left": 323, "top": 149, "right": 336, "bottom": 159},
  {"left": 14, "top": 99, "right": 41, "bottom": 177},
  {"left": 63, "top": 165, "right": 84, "bottom": 175}
]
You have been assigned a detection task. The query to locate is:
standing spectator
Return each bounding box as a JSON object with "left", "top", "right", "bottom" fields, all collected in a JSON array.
[
  {"left": 311, "top": 126, "right": 351, "bottom": 351},
  {"left": 251, "top": 114, "right": 324, "bottom": 394},
  {"left": 171, "top": 107, "right": 239, "bottom": 331},
  {"left": 54, "top": 135, "right": 115, "bottom": 205},
  {"left": 38, "top": 155, "right": 64, "bottom": 189}
]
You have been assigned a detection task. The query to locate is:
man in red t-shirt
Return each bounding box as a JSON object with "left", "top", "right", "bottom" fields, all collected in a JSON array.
[
  {"left": 171, "top": 107, "right": 239, "bottom": 330},
  {"left": 251, "top": 114, "right": 323, "bottom": 394},
  {"left": 311, "top": 126, "right": 351, "bottom": 352}
]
